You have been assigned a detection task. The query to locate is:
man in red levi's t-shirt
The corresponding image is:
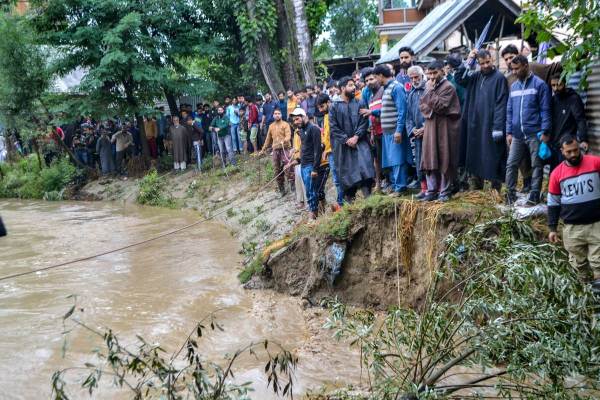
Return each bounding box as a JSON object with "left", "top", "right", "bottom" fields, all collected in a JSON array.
[{"left": 548, "top": 135, "right": 600, "bottom": 293}]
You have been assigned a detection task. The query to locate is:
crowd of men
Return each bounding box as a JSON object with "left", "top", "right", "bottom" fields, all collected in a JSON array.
[
  {"left": 253, "top": 44, "right": 598, "bottom": 293},
  {"left": 16, "top": 43, "right": 597, "bottom": 292}
]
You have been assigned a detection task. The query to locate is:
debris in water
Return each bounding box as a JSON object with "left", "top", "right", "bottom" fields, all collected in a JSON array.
[{"left": 321, "top": 242, "right": 346, "bottom": 286}]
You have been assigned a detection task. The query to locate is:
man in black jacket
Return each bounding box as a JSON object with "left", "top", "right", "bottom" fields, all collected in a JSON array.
[
  {"left": 290, "top": 107, "right": 322, "bottom": 220},
  {"left": 329, "top": 76, "right": 374, "bottom": 203},
  {"left": 550, "top": 74, "right": 588, "bottom": 171}
]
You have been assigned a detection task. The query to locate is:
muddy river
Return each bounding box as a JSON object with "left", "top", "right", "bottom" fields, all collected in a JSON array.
[{"left": 0, "top": 200, "right": 359, "bottom": 399}]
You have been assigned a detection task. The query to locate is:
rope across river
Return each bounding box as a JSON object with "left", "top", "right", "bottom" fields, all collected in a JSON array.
[{"left": 0, "top": 157, "right": 289, "bottom": 283}]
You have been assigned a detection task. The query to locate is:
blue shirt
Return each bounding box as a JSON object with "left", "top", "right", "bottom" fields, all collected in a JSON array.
[
  {"left": 226, "top": 104, "right": 240, "bottom": 125},
  {"left": 262, "top": 100, "right": 276, "bottom": 125}
]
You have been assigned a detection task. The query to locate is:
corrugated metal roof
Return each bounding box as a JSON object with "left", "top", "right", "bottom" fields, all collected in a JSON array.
[
  {"left": 585, "top": 63, "right": 600, "bottom": 155},
  {"left": 377, "top": 0, "right": 521, "bottom": 64}
]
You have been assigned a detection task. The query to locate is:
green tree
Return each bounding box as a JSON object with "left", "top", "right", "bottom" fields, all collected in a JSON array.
[
  {"left": 30, "top": 0, "right": 227, "bottom": 160},
  {"left": 326, "top": 0, "right": 378, "bottom": 57},
  {"left": 518, "top": 0, "right": 600, "bottom": 86}
]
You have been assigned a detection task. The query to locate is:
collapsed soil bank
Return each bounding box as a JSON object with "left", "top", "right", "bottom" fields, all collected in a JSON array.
[{"left": 257, "top": 196, "right": 487, "bottom": 310}]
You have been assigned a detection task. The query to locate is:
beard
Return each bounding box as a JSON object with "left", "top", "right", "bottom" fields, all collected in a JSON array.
[
  {"left": 345, "top": 89, "right": 355, "bottom": 98},
  {"left": 400, "top": 61, "right": 411, "bottom": 69},
  {"left": 567, "top": 154, "right": 582, "bottom": 166}
]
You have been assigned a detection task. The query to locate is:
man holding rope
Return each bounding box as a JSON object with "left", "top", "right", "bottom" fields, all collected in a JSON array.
[{"left": 259, "top": 109, "right": 295, "bottom": 196}]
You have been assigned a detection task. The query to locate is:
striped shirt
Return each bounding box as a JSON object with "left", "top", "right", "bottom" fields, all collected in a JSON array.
[{"left": 381, "top": 80, "right": 406, "bottom": 133}]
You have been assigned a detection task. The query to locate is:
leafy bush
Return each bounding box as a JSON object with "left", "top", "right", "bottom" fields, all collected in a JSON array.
[
  {"left": 53, "top": 303, "right": 297, "bottom": 399},
  {"left": 137, "top": 169, "right": 176, "bottom": 208},
  {"left": 238, "top": 255, "right": 265, "bottom": 284},
  {"left": 325, "top": 217, "right": 600, "bottom": 399},
  {"left": 0, "top": 155, "right": 77, "bottom": 200}
]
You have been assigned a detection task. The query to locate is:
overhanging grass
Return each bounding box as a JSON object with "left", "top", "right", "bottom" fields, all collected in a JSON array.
[{"left": 238, "top": 255, "right": 265, "bottom": 284}]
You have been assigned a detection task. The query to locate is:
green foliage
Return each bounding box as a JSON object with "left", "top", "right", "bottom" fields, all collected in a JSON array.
[
  {"left": 238, "top": 209, "right": 255, "bottom": 226},
  {"left": 0, "top": 155, "right": 76, "bottom": 200},
  {"left": 305, "top": 0, "right": 336, "bottom": 40},
  {"left": 518, "top": 0, "right": 600, "bottom": 87},
  {"left": 0, "top": 14, "right": 50, "bottom": 131},
  {"left": 53, "top": 303, "right": 297, "bottom": 399},
  {"left": 238, "top": 254, "right": 265, "bottom": 284},
  {"left": 324, "top": 0, "right": 378, "bottom": 57},
  {"left": 325, "top": 217, "right": 600, "bottom": 399},
  {"left": 30, "top": 0, "right": 224, "bottom": 118},
  {"left": 254, "top": 218, "right": 271, "bottom": 233},
  {"left": 316, "top": 195, "right": 395, "bottom": 239},
  {"left": 136, "top": 169, "right": 176, "bottom": 208}
]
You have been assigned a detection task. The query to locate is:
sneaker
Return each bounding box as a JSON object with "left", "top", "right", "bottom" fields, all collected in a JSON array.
[
  {"left": 407, "top": 180, "right": 421, "bottom": 190},
  {"left": 415, "top": 191, "right": 427, "bottom": 200},
  {"left": 505, "top": 192, "right": 517, "bottom": 206},
  {"left": 437, "top": 194, "right": 451, "bottom": 202},
  {"left": 309, "top": 211, "right": 318, "bottom": 220},
  {"left": 382, "top": 186, "right": 394, "bottom": 195},
  {"left": 526, "top": 191, "right": 540, "bottom": 206}
]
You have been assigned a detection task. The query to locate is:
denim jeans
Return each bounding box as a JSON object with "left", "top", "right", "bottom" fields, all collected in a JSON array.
[
  {"left": 75, "top": 148, "right": 88, "bottom": 166},
  {"left": 230, "top": 124, "right": 241, "bottom": 152},
  {"left": 505, "top": 136, "right": 542, "bottom": 195},
  {"left": 328, "top": 153, "right": 344, "bottom": 206},
  {"left": 193, "top": 141, "right": 202, "bottom": 170},
  {"left": 301, "top": 164, "right": 318, "bottom": 212},
  {"left": 217, "top": 134, "right": 236, "bottom": 166}
]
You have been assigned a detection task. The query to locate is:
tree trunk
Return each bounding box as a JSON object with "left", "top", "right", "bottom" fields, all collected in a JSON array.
[
  {"left": 291, "top": 0, "right": 316, "bottom": 86},
  {"left": 36, "top": 100, "right": 91, "bottom": 170},
  {"left": 164, "top": 89, "right": 180, "bottom": 117},
  {"left": 123, "top": 80, "right": 150, "bottom": 163},
  {"left": 31, "top": 137, "right": 44, "bottom": 169},
  {"left": 276, "top": 0, "right": 300, "bottom": 91},
  {"left": 246, "top": 0, "right": 285, "bottom": 97}
]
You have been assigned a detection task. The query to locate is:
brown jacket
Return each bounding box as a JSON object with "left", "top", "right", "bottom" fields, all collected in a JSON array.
[
  {"left": 144, "top": 119, "right": 157, "bottom": 139},
  {"left": 262, "top": 120, "right": 292, "bottom": 151},
  {"left": 419, "top": 78, "right": 461, "bottom": 174}
]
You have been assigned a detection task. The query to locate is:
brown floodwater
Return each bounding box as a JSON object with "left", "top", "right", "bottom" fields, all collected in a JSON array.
[{"left": 0, "top": 200, "right": 360, "bottom": 399}]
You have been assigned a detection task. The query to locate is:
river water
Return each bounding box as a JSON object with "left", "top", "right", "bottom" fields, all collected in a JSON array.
[{"left": 0, "top": 200, "right": 359, "bottom": 399}]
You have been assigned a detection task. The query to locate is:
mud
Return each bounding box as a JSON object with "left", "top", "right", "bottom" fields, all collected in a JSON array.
[{"left": 264, "top": 202, "right": 475, "bottom": 309}]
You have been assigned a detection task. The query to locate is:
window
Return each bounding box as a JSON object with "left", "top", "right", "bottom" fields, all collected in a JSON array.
[{"left": 383, "top": 0, "right": 417, "bottom": 8}]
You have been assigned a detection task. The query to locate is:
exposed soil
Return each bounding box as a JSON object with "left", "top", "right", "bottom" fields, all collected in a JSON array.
[{"left": 263, "top": 199, "right": 483, "bottom": 310}]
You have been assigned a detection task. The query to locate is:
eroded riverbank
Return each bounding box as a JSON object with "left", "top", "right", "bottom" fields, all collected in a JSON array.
[{"left": 0, "top": 199, "right": 361, "bottom": 399}]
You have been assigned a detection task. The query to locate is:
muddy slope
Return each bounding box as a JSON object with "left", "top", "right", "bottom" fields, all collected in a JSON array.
[{"left": 263, "top": 199, "right": 480, "bottom": 309}]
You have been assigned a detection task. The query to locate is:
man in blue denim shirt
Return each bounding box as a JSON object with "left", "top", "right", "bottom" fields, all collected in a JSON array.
[
  {"left": 505, "top": 55, "right": 552, "bottom": 205},
  {"left": 226, "top": 98, "right": 241, "bottom": 154}
]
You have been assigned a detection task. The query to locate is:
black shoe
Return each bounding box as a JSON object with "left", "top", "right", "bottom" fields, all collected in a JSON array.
[
  {"left": 505, "top": 192, "right": 517, "bottom": 206},
  {"left": 438, "top": 194, "right": 451, "bottom": 202},
  {"left": 419, "top": 193, "right": 438, "bottom": 202},
  {"left": 415, "top": 191, "right": 427, "bottom": 200},
  {"left": 521, "top": 177, "right": 532, "bottom": 194},
  {"left": 526, "top": 191, "right": 540, "bottom": 206}
]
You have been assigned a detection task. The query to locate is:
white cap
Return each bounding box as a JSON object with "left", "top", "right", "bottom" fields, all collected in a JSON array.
[{"left": 290, "top": 107, "right": 307, "bottom": 117}]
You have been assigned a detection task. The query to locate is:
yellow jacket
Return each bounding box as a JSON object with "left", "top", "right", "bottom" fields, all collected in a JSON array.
[
  {"left": 292, "top": 128, "right": 302, "bottom": 161},
  {"left": 320, "top": 114, "right": 331, "bottom": 166}
]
